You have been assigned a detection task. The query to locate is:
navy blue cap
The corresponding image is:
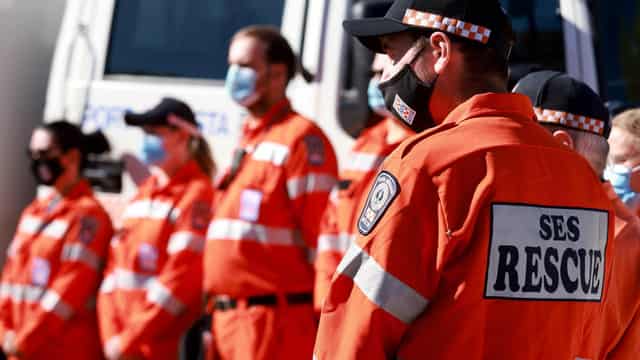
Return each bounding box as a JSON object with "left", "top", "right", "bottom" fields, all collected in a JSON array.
[{"left": 125, "top": 97, "right": 197, "bottom": 127}]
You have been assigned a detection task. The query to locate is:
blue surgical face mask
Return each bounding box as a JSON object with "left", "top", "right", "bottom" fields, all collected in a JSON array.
[
  {"left": 225, "top": 64, "right": 257, "bottom": 105},
  {"left": 604, "top": 164, "right": 640, "bottom": 205},
  {"left": 140, "top": 134, "right": 166, "bottom": 165},
  {"left": 368, "top": 77, "right": 387, "bottom": 115}
]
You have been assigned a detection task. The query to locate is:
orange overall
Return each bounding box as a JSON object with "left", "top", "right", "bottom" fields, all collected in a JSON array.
[
  {"left": 97, "top": 160, "right": 213, "bottom": 359},
  {"left": 314, "top": 117, "right": 411, "bottom": 309},
  {"left": 0, "top": 180, "right": 113, "bottom": 359},
  {"left": 314, "top": 93, "right": 615, "bottom": 360},
  {"left": 204, "top": 99, "right": 338, "bottom": 360}
]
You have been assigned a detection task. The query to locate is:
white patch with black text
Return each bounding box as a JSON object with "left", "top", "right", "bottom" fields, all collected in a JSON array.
[
  {"left": 358, "top": 171, "right": 400, "bottom": 235},
  {"left": 485, "top": 204, "right": 609, "bottom": 301},
  {"left": 239, "top": 189, "right": 263, "bottom": 222}
]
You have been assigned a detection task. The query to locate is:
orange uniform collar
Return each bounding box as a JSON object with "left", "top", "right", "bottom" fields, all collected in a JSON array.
[{"left": 442, "top": 93, "right": 535, "bottom": 126}]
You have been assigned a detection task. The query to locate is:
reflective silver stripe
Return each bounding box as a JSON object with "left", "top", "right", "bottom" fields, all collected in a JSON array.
[
  {"left": 318, "top": 232, "right": 355, "bottom": 253},
  {"left": 42, "top": 220, "right": 70, "bottom": 238},
  {"left": 167, "top": 232, "right": 205, "bottom": 254},
  {"left": 99, "top": 268, "right": 155, "bottom": 293},
  {"left": 99, "top": 273, "right": 116, "bottom": 293},
  {"left": 251, "top": 141, "right": 290, "bottom": 166},
  {"left": 19, "top": 216, "right": 42, "bottom": 234},
  {"left": 146, "top": 281, "right": 185, "bottom": 316},
  {"left": 18, "top": 217, "right": 69, "bottom": 239},
  {"left": 0, "top": 284, "right": 45, "bottom": 303},
  {"left": 343, "top": 152, "right": 385, "bottom": 173},
  {"left": 40, "top": 290, "right": 73, "bottom": 320},
  {"left": 61, "top": 243, "right": 101, "bottom": 269},
  {"left": 337, "top": 244, "right": 428, "bottom": 324},
  {"left": 287, "top": 174, "right": 337, "bottom": 199},
  {"left": 122, "top": 200, "right": 179, "bottom": 220},
  {"left": 207, "top": 219, "right": 298, "bottom": 246}
]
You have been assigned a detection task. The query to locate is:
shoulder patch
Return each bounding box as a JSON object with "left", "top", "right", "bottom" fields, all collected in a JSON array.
[
  {"left": 358, "top": 171, "right": 400, "bottom": 235},
  {"left": 303, "top": 135, "right": 325, "bottom": 166},
  {"left": 79, "top": 216, "right": 98, "bottom": 244},
  {"left": 191, "top": 201, "right": 211, "bottom": 231}
]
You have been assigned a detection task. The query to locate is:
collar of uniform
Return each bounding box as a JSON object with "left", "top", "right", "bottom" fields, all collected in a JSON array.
[
  {"left": 148, "top": 159, "right": 202, "bottom": 193},
  {"left": 442, "top": 93, "right": 535, "bottom": 126},
  {"left": 40, "top": 179, "right": 93, "bottom": 215},
  {"left": 243, "top": 98, "right": 292, "bottom": 134}
]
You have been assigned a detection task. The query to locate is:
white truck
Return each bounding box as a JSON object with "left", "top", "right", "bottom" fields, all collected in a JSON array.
[{"left": 39, "top": 0, "right": 639, "bottom": 210}]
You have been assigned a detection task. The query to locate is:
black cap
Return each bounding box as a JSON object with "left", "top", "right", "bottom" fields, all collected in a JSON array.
[
  {"left": 343, "top": 0, "right": 512, "bottom": 57},
  {"left": 513, "top": 71, "right": 611, "bottom": 138},
  {"left": 125, "top": 97, "right": 197, "bottom": 128}
]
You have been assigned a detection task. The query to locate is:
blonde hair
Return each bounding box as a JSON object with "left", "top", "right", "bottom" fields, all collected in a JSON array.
[
  {"left": 189, "top": 136, "right": 216, "bottom": 179},
  {"left": 613, "top": 109, "right": 640, "bottom": 138}
]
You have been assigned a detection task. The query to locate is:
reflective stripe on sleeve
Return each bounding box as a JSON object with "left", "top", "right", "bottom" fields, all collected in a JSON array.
[
  {"left": 167, "top": 231, "right": 205, "bottom": 254},
  {"left": 19, "top": 216, "right": 42, "bottom": 234},
  {"left": 43, "top": 220, "right": 70, "bottom": 238},
  {"left": 61, "top": 243, "right": 101, "bottom": 269},
  {"left": 343, "top": 152, "right": 385, "bottom": 173},
  {"left": 0, "top": 283, "right": 45, "bottom": 303},
  {"left": 146, "top": 281, "right": 185, "bottom": 316},
  {"left": 40, "top": 290, "right": 73, "bottom": 320},
  {"left": 287, "top": 174, "right": 337, "bottom": 199},
  {"left": 122, "top": 200, "right": 179, "bottom": 220},
  {"left": 99, "top": 268, "right": 155, "bottom": 293},
  {"left": 18, "top": 217, "right": 69, "bottom": 239},
  {"left": 207, "top": 219, "right": 299, "bottom": 246},
  {"left": 336, "top": 244, "right": 429, "bottom": 324},
  {"left": 318, "top": 232, "right": 355, "bottom": 253},
  {"left": 251, "top": 142, "right": 290, "bottom": 166}
]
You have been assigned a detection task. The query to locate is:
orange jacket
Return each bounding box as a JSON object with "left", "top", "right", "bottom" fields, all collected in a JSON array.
[
  {"left": 97, "top": 160, "right": 213, "bottom": 359},
  {"left": 314, "top": 117, "right": 411, "bottom": 309},
  {"left": 0, "top": 180, "right": 113, "bottom": 359},
  {"left": 314, "top": 93, "right": 615, "bottom": 360},
  {"left": 582, "top": 183, "right": 640, "bottom": 359},
  {"left": 204, "top": 99, "right": 338, "bottom": 298}
]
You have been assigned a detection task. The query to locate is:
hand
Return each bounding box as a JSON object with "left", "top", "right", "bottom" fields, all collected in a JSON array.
[{"left": 104, "top": 335, "right": 122, "bottom": 360}]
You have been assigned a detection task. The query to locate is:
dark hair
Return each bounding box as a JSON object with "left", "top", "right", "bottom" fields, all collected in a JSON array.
[
  {"left": 233, "top": 25, "right": 298, "bottom": 83},
  {"left": 41, "top": 121, "right": 110, "bottom": 169},
  {"left": 189, "top": 136, "right": 216, "bottom": 179}
]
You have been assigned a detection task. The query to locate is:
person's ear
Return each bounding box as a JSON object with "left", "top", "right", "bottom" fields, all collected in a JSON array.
[
  {"left": 268, "top": 63, "right": 288, "bottom": 86},
  {"left": 552, "top": 130, "right": 575, "bottom": 149},
  {"left": 430, "top": 32, "right": 452, "bottom": 75},
  {"left": 62, "top": 148, "right": 81, "bottom": 170}
]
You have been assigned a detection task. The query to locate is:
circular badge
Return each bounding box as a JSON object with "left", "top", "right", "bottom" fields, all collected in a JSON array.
[{"left": 370, "top": 179, "right": 391, "bottom": 211}]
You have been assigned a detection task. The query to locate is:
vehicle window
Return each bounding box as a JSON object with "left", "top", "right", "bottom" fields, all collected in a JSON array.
[
  {"left": 593, "top": 0, "right": 640, "bottom": 104},
  {"left": 500, "top": 0, "right": 565, "bottom": 72},
  {"left": 105, "top": 0, "right": 286, "bottom": 80}
]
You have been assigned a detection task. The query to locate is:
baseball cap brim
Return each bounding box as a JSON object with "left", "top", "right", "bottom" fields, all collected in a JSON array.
[
  {"left": 343, "top": 17, "right": 409, "bottom": 53},
  {"left": 124, "top": 111, "right": 165, "bottom": 127}
]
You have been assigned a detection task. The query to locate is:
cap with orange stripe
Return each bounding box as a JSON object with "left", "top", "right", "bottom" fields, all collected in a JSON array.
[
  {"left": 343, "top": 0, "right": 513, "bottom": 58},
  {"left": 513, "top": 70, "right": 611, "bottom": 138}
]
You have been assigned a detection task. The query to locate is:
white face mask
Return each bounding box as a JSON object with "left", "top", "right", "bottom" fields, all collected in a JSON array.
[{"left": 224, "top": 64, "right": 260, "bottom": 106}]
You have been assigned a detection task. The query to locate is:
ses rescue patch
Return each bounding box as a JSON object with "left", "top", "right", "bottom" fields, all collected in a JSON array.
[
  {"left": 484, "top": 203, "right": 609, "bottom": 302},
  {"left": 358, "top": 171, "right": 400, "bottom": 235}
]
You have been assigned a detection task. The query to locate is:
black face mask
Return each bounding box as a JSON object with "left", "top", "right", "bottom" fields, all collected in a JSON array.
[
  {"left": 30, "top": 158, "right": 64, "bottom": 186},
  {"left": 378, "top": 64, "right": 438, "bottom": 133}
]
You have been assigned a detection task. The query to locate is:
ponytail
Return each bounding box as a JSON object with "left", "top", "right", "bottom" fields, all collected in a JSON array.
[
  {"left": 189, "top": 136, "right": 216, "bottom": 179},
  {"left": 42, "top": 121, "right": 110, "bottom": 170}
]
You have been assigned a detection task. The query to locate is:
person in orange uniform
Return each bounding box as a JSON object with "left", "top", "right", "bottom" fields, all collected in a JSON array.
[
  {"left": 203, "top": 26, "right": 338, "bottom": 360},
  {"left": 314, "top": 53, "right": 413, "bottom": 310},
  {"left": 314, "top": 0, "right": 615, "bottom": 359},
  {"left": 97, "top": 98, "right": 214, "bottom": 360},
  {"left": 0, "top": 121, "right": 114, "bottom": 359},
  {"left": 515, "top": 71, "right": 640, "bottom": 359}
]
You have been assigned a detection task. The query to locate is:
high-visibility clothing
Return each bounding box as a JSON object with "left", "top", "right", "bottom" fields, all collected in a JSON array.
[
  {"left": 0, "top": 180, "right": 113, "bottom": 359},
  {"left": 204, "top": 99, "right": 338, "bottom": 360},
  {"left": 314, "top": 117, "right": 412, "bottom": 309},
  {"left": 314, "top": 93, "right": 615, "bottom": 360},
  {"left": 583, "top": 183, "right": 640, "bottom": 359},
  {"left": 97, "top": 160, "right": 213, "bottom": 359}
]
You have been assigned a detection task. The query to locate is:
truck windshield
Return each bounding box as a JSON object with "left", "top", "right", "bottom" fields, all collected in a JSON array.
[
  {"left": 593, "top": 0, "right": 640, "bottom": 104},
  {"left": 105, "top": 0, "right": 285, "bottom": 80}
]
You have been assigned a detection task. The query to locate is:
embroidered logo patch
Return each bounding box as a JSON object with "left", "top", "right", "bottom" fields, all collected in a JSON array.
[
  {"left": 303, "top": 135, "right": 325, "bottom": 166},
  {"left": 31, "top": 257, "right": 51, "bottom": 286},
  {"left": 358, "top": 171, "right": 400, "bottom": 235},
  {"left": 79, "top": 216, "right": 98, "bottom": 244},
  {"left": 137, "top": 243, "right": 159, "bottom": 272},
  {"left": 393, "top": 94, "right": 416, "bottom": 126}
]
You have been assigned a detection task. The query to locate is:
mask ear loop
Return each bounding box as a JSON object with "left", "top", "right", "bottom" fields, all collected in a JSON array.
[{"left": 380, "top": 37, "right": 427, "bottom": 84}]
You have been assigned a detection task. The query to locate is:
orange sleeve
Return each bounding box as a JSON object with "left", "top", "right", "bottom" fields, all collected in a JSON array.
[
  {"left": 96, "top": 244, "right": 121, "bottom": 349},
  {"left": 118, "top": 183, "right": 213, "bottom": 356},
  {"left": 314, "top": 192, "right": 340, "bottom": 311},
  {"left": 314, "top": 168, "right": 439, "bottom": 359},
  {"left": 16, "top": 206, "right": 114, "bottom": 357},
  {"left": 285, "top": 130, "right": 338, "bottom": 253},
  {"left": 608, "top": 309, "right": 640, "bottom": 359}
]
